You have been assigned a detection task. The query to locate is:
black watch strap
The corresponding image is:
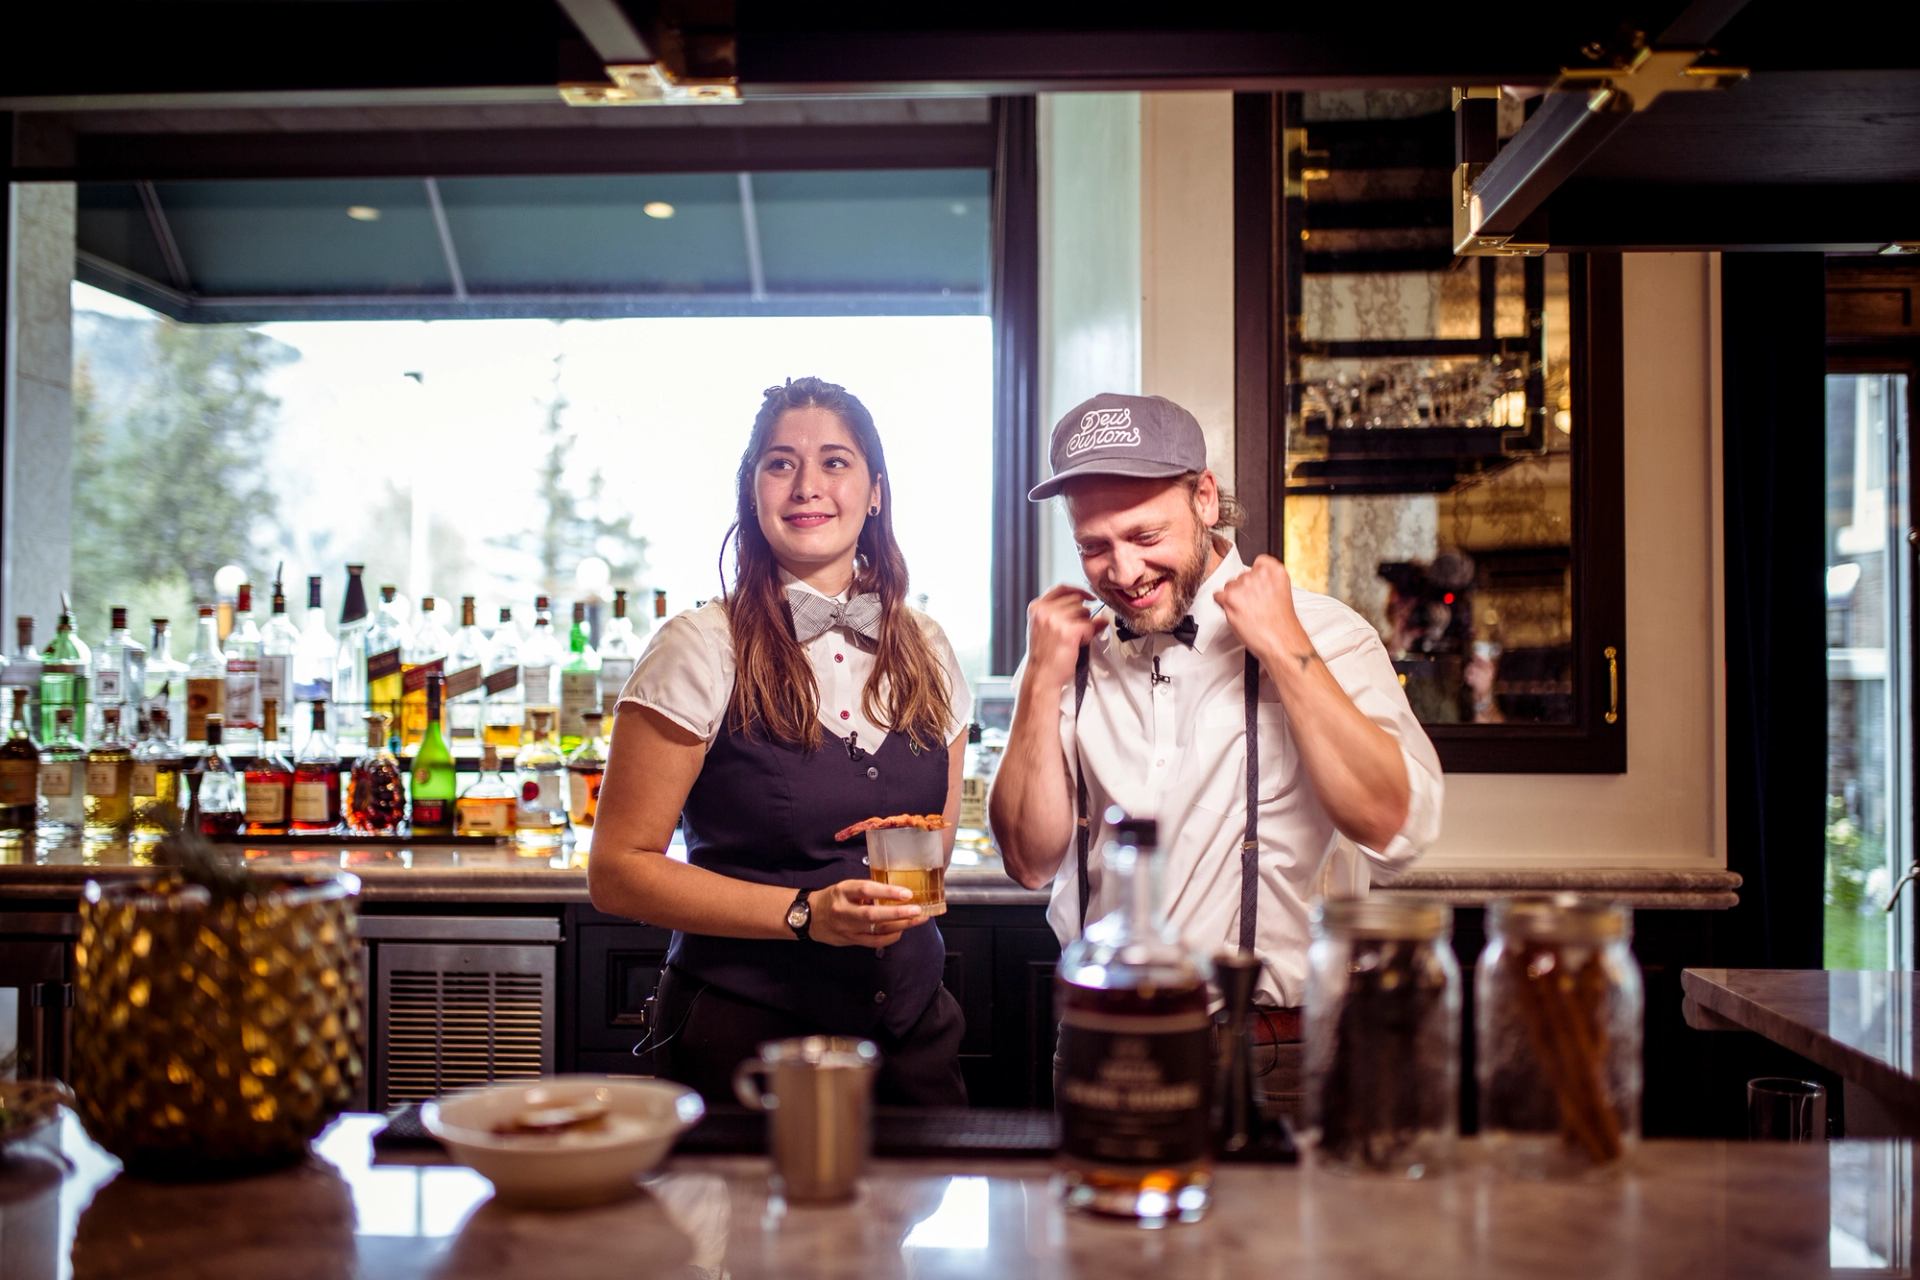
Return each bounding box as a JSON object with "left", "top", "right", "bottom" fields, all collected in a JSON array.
[{"left": 786, "top": 886, "right": 813, "bottom": 942}]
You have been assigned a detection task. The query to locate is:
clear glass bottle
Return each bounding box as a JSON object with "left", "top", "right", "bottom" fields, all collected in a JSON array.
[
  {"left": 93, "top": 606, "right": 147, "bottom": 736},
  {"left": 291, "top": 700, "right": 343, "bottom": 832},
  {"left": 194, "top": 715, "right": 245, "bottom": 837},
  {"left": 400, "top": 595, "right": 451, "bottom": 749},
  {"left": 1055, "top": 810, "right": 1213, "bottom": 1225},
  {"left": 513, "top": 708, "right": 568, "bottom": 852},
  {"left": 223, "top": 582, "right": 263, "bottom": 748},
  {"left": 84, "top": 705, "right": 135, "bottom": 838},
  {"left": 347, "top": 713, "right": 406, "bottom": 835},
  {"left": 0, "top": 618, "right": 41, "bottom": 736},
  {"left": 1305, "top": 897, "right": 1460, "bottom": 1178},
  {"left": 259, "top": 574, "right": 301, "bottom": 747},
  {"left": 409, "top": 674, "right": 456, "bottom": 836},
  {"left": 597, "top": 588, "right": 641, "bottom": 707},
  {"left": 445, "top": 595, "right": 490, "bottom": 747},
  {"left": 185, "top": 605, "right": 227, "bottom": 747},
  {"left": 560, "top": 601, "right": 601, "bottom": 752},
  {"left": 38, "top": 706, "right": 87, "bottom": 840},
  {"left": 521, "top": 596, "right": 561, "bottom": 721},
  {"left": 243, "top": 699, "right": 295, "bottom": 835},
  {"left": 292, "top": 574, "right": 336, "bottom": 714},
  {"left": 1476, "top": 895, "right": 1642, "bottom": 1180},
  {"left": 131, "top": 708, "right": 184, "bottom": 839},
  {"left": 0, "top": 688, "right": 39, "bottom": 842},
  {"left": 365, "top": 585, "right": 410, "bottom": 751},
  {"left": 331, "top": 564, "right": 370, "bottom": 751},
  {"left": 144, "top": 617, "right": 187, "bottom": 744},
  {"left": 40, "top": 596, "right": 92, "bottom": 746},
  {"left": 456, "top": 744, "right": 517, "bottom": 837},
  {"left": 566, "top": 710, "right": 607, "bottom": 831},
  {"left": 482, "top": 605, "right": 525, "bottom": 754}
]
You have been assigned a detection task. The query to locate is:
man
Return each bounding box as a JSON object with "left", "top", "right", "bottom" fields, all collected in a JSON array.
[{"left": 989, "top": 392, "right": 1443, "bottom": 1021}]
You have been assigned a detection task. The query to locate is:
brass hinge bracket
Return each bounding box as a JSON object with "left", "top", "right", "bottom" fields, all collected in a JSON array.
[
  {"left": 1552, "top": 46, "right": 1749, "bottom": 114},
  {"left": 1282, "top": 127, "right": 1330, "bottom": 200}
]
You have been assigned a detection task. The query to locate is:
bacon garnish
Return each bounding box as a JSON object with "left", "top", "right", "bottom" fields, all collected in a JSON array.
[{"left": 834, "top": 813, "right": 948, "bottom": 842}]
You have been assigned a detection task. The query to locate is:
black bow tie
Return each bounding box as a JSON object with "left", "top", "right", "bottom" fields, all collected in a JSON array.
[{"left": 1115, "top": 614, "right": 1199, "bottom": 647}]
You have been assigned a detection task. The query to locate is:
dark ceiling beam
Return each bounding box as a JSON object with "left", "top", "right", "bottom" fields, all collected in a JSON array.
[
  {"left": 1519, "top": 182, "right": 1920, "bottom": 253},
  {"left": 11, "top": 123, "right": 996, "bottom": 183},
  {"left": 1457, "top": 89, "right": 1634, "bottom": 250},
  {"left": 134, "top": 181, "right": 192, "bottom": 292},
  {"left": 553, "top": 0, "right": 655, "bottom": 65}
]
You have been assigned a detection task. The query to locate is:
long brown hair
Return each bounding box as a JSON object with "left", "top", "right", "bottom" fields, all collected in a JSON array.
[{"left": 721, "top": 377, "right": 951, "bottom": 751}]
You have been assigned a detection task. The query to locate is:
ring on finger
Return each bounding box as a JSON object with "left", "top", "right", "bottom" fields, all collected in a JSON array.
[{"left": 868, "top": 923, "right": 876, "bottom": 935}]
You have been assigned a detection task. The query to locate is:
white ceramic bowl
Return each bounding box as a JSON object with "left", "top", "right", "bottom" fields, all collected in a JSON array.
[{"left": 423, "top": 1076, "right": 705, "bottom": 1208}]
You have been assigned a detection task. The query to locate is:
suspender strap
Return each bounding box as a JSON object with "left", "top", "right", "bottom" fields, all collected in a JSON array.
[
  {"left": 1239, "top": 651, "right": 1261, "bottom": 952},
  {"left": 1073, "top": 644, "right": 1093, "bottom": 931}
]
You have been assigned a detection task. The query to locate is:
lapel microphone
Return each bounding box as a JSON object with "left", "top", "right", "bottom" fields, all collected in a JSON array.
[{"left": 1150, "top": 656, "right": 1172, "bottom": 687}]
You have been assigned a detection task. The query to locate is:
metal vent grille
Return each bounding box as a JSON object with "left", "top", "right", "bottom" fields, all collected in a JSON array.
[{"left": 374, "top": 942, "right": 555, "bottom": 1106}]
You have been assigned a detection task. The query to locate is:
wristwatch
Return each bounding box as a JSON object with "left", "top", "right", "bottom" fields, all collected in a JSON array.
[{"left": 785, "top": 887, "right": 813, "bottom": 942}]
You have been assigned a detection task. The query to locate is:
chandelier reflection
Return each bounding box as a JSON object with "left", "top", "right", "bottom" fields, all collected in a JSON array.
[{"left": 1300, "top": 355, "right": 1531, "bottom": 434}]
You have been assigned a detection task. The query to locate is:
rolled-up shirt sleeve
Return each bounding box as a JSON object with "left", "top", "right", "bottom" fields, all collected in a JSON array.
[
  {"left": 1310, "top": 609, "right": 1445, "bottom": 875},
  {"left": 616, "top": 611, "right": 729, "bottom": 743}
]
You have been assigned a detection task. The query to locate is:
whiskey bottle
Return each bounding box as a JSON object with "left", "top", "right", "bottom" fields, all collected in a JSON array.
[
  {"left": 0, "top": 688, "right": 39, "bottom": 840},
  {"left": 456, "top": 744, "right": 517, "bottom": 837},
  {"left": 566, "top": 710, "right": 607, "bottom": 830},
  {"left": 194, "top": 716, "right": 245, "bottom": 837},
  {"left": 445, "top": 596, "right": 489, "bottom": 745},
  {"left": 365, "top": 585, "right": 410, "bottom": 749},
  {"left": 347, "top": 713, "right": 405, "bottom": 834},
  {"left": 130, "top": 709, "right": 183, "bottom": 838},
  {"left": 1055, "top": 810, "right": 1213, "bottom": 1225},
  {"left": 84, "top": 705, "right": 135, "bottom": 837},
  {"left": 482, "top": 606, "right": 525, "bottom": 752},
  {"left": 559, "top": 601, "right": 601, "bottom": 751},
  {"left": 243, "top": 699, "right": 295, "bottom": 835},
  {"left": 38, "top": 707, "right": 87, "bottom": 840},
  {"left": 291, "top": 701, "right": 343, "bottom": 832},
  {"left": 185, "top": 605, "right": 227, "bottom": 745},
  {"left": 400, "top": 595, "right": 451, "bottom": 749},
  {"left": 521, "top": 596, "right": 561, "bottom": 720}
]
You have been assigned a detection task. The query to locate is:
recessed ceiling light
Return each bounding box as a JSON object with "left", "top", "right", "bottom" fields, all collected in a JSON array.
[
  {"left": 643, "top": 201, "right": 676, "bottom": 219},
  {"left": 347, "top": 206, "right": 381, "bottom": 222}
]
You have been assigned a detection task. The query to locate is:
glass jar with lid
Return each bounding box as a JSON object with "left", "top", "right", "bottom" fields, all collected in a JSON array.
[
  {"left": 1476, "top": 895, "right": 1642, "bottom": 1178},
  {"left": 1304, "top": 896, "right": 1460, "bottom": 1178}
]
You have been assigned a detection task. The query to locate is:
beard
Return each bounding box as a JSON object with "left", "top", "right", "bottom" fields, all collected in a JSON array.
[{"left": 1097, "top": 519, "right": 1215, "bottom": 634}]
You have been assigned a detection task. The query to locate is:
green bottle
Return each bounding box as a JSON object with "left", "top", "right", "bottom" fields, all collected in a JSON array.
[
  {"left": 559, "top": 601, "right": 600, "bottom": 753},
  {"left": 409, "top": 673, "right": 456, "bottom": 836},
  {"left": 40, "top": 594, "right": 91, "bottom": 743}
]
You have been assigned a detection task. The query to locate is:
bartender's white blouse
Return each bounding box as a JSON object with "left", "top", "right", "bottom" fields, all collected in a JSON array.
[
  {"left": 1033, "top": 545, "right": 1443, "bottom": 1007},
  {"left": 619, "top": 576, "right": 973, "bottom": 752}
]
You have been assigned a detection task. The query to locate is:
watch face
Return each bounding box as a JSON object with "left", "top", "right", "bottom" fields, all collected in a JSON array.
[{"left": 787, "top": 901, "right": 810, "bottom": 930}]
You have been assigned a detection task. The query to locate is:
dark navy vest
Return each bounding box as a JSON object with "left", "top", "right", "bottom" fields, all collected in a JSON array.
[{"left": 669, "top": 714, "right": 949, "bottom": 1040}]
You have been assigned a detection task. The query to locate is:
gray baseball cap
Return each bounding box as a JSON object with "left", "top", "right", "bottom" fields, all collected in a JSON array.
[{"left": 1027, "top": 392, "right": 1208, "bottom": 501}]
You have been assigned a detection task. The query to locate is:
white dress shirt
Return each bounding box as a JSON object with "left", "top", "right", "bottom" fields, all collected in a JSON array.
[
  {"left": 619, "top": 576, "right": 973, "bottom": 751},
  {"left": 1035, "top": 546, "right": 1444, "bottom": 1006}
]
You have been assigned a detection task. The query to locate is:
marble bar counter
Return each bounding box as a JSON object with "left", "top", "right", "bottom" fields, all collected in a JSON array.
[{"left": 2, "top": 1112, "right": 1883, "bottom": 1280}]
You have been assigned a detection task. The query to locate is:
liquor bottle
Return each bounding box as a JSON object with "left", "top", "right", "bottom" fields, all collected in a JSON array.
[
  {"left": 84, "top": 705, "right": 135, "bottom": 837},
  {"left": 400, "top": 595, "right": 451, "bottom": 750},
  {"left": 259, "top": 571, "right": 300, "bottom": 746},
  {"left": 291, "top": 701, "right": 343, "bottom": 832},
  {"left": 559, "top": 601, "right": 601, "bottom": 751},
  {"left": 40, "top": 596, "right": 92, "bottom": 745},
  {"left": 444, "top": 596, "right": 489, "bottom": 745},
  {"left": 332, "top": 564, "right": 370, "bottom": 750},
  {"left": 365, "top": 586, "right": 410, "bottom": 751},
  {"left": 456, "top": 744, "right": 517, "bottom": 837},
  {"left": 347, "top": 714, "right": 405, "bottom": 835},
  {"left": 38, "top": 706, "right": 87, "bottom": 840},
  {"left": 0, "top": 619, "right": 41, "bottom": 736},
  {"left": 1055, "top": 811, "right": 1213, "bottom": 1225},
  {"left": 243, "top": 699, "right": 295, "bottom": 835},
  {"left": 566, "top": 710, "right": 607, "bottom": 831},
  {"left": 409, "top": 674, "right": 456, "bottom": 837},
  {"left": 598, "top": 588, "right": 641, "bottom": 706},
  {"left": 131, "top": 709, "right": 184, "bottom": 838},
  {"left": 0, "top": 689, "right": 40, "bottom": 840},
  {"left": 144, "top": 618, "right": 187, "bottom": 743},
  {"left": 224, "top": 582, "right": 263, "bottom": 747},
  {"left": 93, "top": 606, "right": 147, "bottom": 736},
  {"left": 195, "top": 715, "right": 245, "bottom": 837},
  {"left": 654, "top": 589, "right": 669, "bottom": 626},
  {"left": 521, "top": 596, "right": 561, "bottom": 720},
  {"left": 292, "top": 575, "right": 336, "bottom": 711},
  {"left": 513, "top": 708, "right": 568, "bottom": 851},
  {"left": 185, "top": 605, "right": 226, "bottom": 746},
  {"left": 482, "top": 606, "right": 525, "bottom": 752}
]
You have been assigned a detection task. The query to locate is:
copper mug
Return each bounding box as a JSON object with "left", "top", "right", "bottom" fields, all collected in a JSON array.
[{"left": 733, "top": 1036, "right": 880, "bottom": 1202}]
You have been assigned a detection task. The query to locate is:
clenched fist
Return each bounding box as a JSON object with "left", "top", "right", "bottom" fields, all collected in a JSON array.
[
  {"left": 1214, "top": 554, "right": 1312, "bottom": 670},
  {"left": 1023, "top": 585, "right": 1111, "bottom": 691}
]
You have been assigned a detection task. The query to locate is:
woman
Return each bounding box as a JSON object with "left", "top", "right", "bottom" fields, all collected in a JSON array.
[{"left": 588, "top": 377, "right": 972, "bottom": 1106}]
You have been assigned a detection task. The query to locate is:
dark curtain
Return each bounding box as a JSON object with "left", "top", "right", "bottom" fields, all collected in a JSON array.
[
  {"left": 1722, "top": 254, "right": 1829, "bottom": 969},
  {"left": 988, "top": 96, "right": 1039, "bottom": 677}
]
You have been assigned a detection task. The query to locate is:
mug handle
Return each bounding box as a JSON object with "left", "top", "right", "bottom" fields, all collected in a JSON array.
[{"left": 733, "top": 1060, "right": 777, "bottom": 1111}]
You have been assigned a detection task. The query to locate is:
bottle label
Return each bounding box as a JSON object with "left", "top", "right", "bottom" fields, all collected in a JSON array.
[
  {"left": 560, "top": 670, "right": 599, "bottom": 738},
  {"left": 598, "top": 657, "right": 636, "bottom": 697},
  {"left": 97, "top": 670, "right": 124, "bottom": 701},
  {"left": 412, "top": 798, "right": 450, "bottom": 829},
  {"left": 1056, "top": 1003, "right": 1212, "bottom": 1167},
  {"left": 225, "top": 660, "right": 260, "bottom": 730},
  {"left": 519, "top": 774, "right": 561, "bottom": 810},
  {"left": 0, "top": 761, "right": 35, "bottom": 806},
  {"left": 39, "top": 762, "right": 76, "bottom": 798},
  {"left": 484, "top": 665, "right": 521, "bottom": 696},
  {"left": 958, "top": 776, "right": 988, "bottom": 830},
  {"left": 402, "top": 659, "right": 445, "bottom": 695},
  {"left": 131, "top": 763, "right": 160, "bottom": 798},
  {"left": 258, "top": 656, "right": 291, "bottom": 712},
  {"left": 86, "top": 762, "right": 125, "bottom": 797},
  {"left": 367, "top": 648, "right": 403, "bottom": 683},
  {"left": 245, "top": 786, "right": 287, "bottom": 824},
  {"left": 186, "top": 677, "right": 225, "bottom": 740},
  {"left": 292, "top": 780, "right": 334, "bottom": 824},
  {"left": 458, "top": 801, "right": 513, "bottom": 835},
  {"left": 569, "top": 771, "right": 596, "bottom": 818},
  {"left": 522, "top": 666, "right": 553, "bottom": 702},
  {"left": 446, "top": 665, "right": 485, "bottom": 699}
]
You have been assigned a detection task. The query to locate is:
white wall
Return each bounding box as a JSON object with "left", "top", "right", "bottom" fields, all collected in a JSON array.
[{"left": 3, "top": 184, "right": 75, "bottom": 633}]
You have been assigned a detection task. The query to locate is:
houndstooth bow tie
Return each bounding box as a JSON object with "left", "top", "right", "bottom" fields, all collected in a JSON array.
[{"left": 785, "top": 587, "right": 884, "bottom": 645}]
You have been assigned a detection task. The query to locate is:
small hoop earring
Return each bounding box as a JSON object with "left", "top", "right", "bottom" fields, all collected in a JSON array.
[{"left": 868, "top": 505, "right": 880, "bottom": 517}]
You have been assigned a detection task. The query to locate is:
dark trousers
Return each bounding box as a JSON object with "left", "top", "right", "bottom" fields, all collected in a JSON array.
[{"left": 651, "top": 965, "right": 968, "bottom": 1108}]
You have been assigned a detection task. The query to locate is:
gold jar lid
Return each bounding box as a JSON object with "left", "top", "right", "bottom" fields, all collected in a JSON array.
[
  {"left": 1313, "top": 895, "right": 1452, "bottom": 941},
  {"left": 1489, "top": 893, "right": 1632, "bottom": 944}
]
